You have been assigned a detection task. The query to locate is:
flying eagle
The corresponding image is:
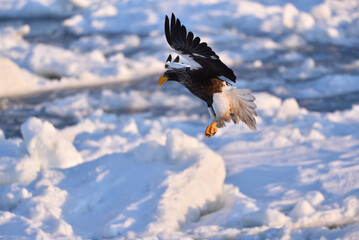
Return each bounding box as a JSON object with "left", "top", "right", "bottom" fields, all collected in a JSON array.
[{"left": 158, "top": 13, "right": 257, "bottom": 137}]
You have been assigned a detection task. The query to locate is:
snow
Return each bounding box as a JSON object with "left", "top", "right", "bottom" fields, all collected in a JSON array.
[
  {"left": 0, "top": 0, "right": 77, "bottom": 18},
  {"left": 1, "top": 0, "right": 359, "bottom": 239},
  {"left": 1, "top": 120, "right": 227, "bottom": 239},
  {"left": 21, "top": 118, "right": 84, "bottom": 169},
  {"left": 0, "top": 0, "right": 359, "bottom": 97},
  {"left": 282, "top": 3, "right": 300, "bottom": 29},
  {"left": 0, "top": 57, "right": 45, "bottom": 97},
  {"left": 1, "top": 90, "right": 359, "bottom": 239},
  {"left": 311, "top": 3, "right": 332, "bottom": 20}
]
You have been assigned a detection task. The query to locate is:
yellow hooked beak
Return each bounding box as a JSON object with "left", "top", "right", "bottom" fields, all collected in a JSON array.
[{"left": 158, "top": 76, "right": 169, "bottom": 86}]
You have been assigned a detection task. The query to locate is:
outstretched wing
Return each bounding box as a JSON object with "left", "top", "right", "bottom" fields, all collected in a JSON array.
[{"left": 165, "top": 13, "right": 236, "bottom": 83}]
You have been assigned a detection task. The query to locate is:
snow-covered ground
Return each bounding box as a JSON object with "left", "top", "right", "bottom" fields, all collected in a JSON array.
[{"left": 1, "top": 0, "right": 359, "bottom": 239}]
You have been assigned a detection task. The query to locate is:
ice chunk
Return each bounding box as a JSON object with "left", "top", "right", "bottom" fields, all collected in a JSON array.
[
  {"left": 296, "top": 12, "right": 315, "bottom": 31},
  {"left": 302, "top": 58, "right": 315, "bottom": 70},
  {"left": 146, "top": 130, "right": 226, "bottom": 234},
  {"left": 21, "top": 117, "right": 83, "bottom": 169},
  {"left": 283, "top": 4, "right": 299, "bottom": 29},
  {"left": 290, "top": 200, "right": 316, "bottom": 219},
  {"left": 0, "top": 0, "right": 77, "bottom": 18},
  {"left": 311, "top": 3, "right": 331, "bottom": 20},
  {"left": 92, "top": 4, "right": 117, "bottom": 17},
  {"left": 44, "top": 93, "right": 92, "bottom": 118},
  {"left": 0, "top": 57, "right": 44, "bottom": 97},
  {"left": 281, "top": 34, "right": 307, "bottom": 48},
  {"left": 305, "top": 191, "right": 325, "bottom": 207},
  {"left": 276, "top": 98, "right": 301, "bottom": 122},
  {"left": 0, "top": 185, "right": 32, "bottom": 211},
  {"left": 241, "top": 208, "right": 290, "bottom": 228}
]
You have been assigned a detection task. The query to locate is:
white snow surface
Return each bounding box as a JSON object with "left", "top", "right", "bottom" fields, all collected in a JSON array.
[
  {"left": 0, "top": 0, "right": 359, "bottom": 97},
  {"left": 1, "top": 0, "right": 359, "bottom": 239},
  {"left": 1, "top": 91, "right": 359, "bottom": 239}
]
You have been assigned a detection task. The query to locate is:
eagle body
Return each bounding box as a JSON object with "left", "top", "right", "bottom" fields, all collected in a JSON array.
[
  {"left": 159, "top": 14, "right": 257, "bottom": 137},
  {"left": 166, "top": 68, "right": 223, "bottom": 105}
]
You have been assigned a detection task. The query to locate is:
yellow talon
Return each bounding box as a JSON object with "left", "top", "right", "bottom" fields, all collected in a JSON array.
[{"left": 205, "top": 122, "right": 217, "bottom": 138}]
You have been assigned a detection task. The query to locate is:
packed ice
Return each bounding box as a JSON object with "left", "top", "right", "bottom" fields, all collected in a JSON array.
[{"left": 1, "top": 0, "right": 359, "bottom": 239}]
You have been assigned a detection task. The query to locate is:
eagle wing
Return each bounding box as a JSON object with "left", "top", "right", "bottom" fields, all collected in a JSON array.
[{"left": 165, "top": 13, "right": 236, "bottom": 83}]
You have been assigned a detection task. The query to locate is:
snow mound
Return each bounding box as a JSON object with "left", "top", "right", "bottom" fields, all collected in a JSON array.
[
  {"left": 100, "top": 128, "right": 226, "bottom": 237},
  {"left": 1, "top": 0, "right": 359, "bottom": 238},
  {"left": 145, "top": 130, "right": 225, "bottom": 234},
  {"left": 0, "top": 117, "right": 84, "bottom": 185},
  {"left": 1, "top": 91, "right": 359, "bottom": 238},
  {"left": 21, "top": 117, "right": 83, "bottom": 169},
  {"left": 241, "top": 208, "right": 290, "bottom": 228},
  {"left": 0, "top": 57, "right": 45, "bottom": 97},
  {"left": 0, "top": 116, "right": 226, "bottom": 239}
]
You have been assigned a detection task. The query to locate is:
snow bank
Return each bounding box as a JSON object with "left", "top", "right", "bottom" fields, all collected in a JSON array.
[
  {"left": 145, "top": 130, "right": 225, "bottom": 235},
  {"left": 0, "top": 23, "right": 164, "bottom": 98},
  {"left": 0, "top": 117, "right": 84, "bottom": 186},
  {"left": 21, "top": 118, "right": 83, "bottom": 169},
  {"left": 1, "top": 0, "right": 359, "bottom": 239},
  {"left": 0, "top": 132, "right": 38, "bottom": 186},
  {"left": 0, "top": 113, "right": 226, "bottom": 238},
  {"left": 1, "top": 91, "right": 359, "bottom": 239}
]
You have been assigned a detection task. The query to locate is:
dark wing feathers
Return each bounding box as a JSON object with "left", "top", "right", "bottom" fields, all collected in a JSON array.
[
  {"left": 165, "top": 13, "right": 236, "bottom": 82},
  {"left": 192, "top": 37, "right": 200, "bottom": 49},
  {"left": 165, "top": 16, "right": 171, "bottom": 44},
  {"left": 187, "top": 32, "right": 194, "bottom": 46}
]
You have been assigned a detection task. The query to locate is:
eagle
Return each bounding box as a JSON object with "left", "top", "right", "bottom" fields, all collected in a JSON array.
[{"left": 158, "top": 13, "right": 257, "bottom": 138}]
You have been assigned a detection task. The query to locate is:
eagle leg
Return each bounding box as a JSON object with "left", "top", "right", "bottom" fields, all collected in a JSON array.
[{"left": 205, "top": 122, "right": 217, "bottom": 138}]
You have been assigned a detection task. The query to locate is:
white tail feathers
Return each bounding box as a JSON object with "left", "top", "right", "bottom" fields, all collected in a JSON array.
[
  {"left": 212, "top": 87, "right": 257, "bottom": 130},
  {"left": 229, "top": 88, "right": 257, "bottom": 130}
]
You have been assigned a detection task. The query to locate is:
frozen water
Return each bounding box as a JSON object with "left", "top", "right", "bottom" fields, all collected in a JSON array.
[
  {"left": 1, "top": 0, "right": 359, "bottom": 239},
  {"left": 1, "top": 90, "right": 359, "bottom": 239}
]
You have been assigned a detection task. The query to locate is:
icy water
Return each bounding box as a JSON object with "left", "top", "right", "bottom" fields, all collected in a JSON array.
[
  {"left": 2, "top": 65, "right": 359, "bottom": 139},
  {"left": 1, "top": 18, "right": 359, "bottom": 138},
  {"left": 3, "top": 2, "right": 359, "bottom": 239}
]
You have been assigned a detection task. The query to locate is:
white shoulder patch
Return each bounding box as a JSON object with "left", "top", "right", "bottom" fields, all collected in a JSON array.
[
  {"left": 166, "top": 62, "right": 190, "bottom": 69},
  {"left": 173, "top": 50, "right": 202, "bottom": 70}
]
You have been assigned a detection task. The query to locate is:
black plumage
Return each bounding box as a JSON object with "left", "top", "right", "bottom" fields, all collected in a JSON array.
[
  {"left": 164, "top": 13, "right": 236, "bottom": 82},
  {"left": 159, "top": 13, "right": 257, "bottom": 138},
  {"left": 164, "top": 67, "right": 224, "bottom": 106}
]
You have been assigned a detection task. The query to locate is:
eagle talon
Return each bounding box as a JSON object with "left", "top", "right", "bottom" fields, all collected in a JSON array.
[{"left": 205, "top": 122, "right": 217, "bottom": 138}]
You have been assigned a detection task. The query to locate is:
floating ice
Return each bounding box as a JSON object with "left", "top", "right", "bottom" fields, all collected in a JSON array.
[{"left": 1, "top": 0, "right": 359, "bottom": 239}]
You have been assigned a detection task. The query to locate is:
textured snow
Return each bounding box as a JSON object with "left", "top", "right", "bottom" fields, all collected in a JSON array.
[
  {"left": 0, "top": 0, "right": 359, "bottom": 97},
  {"left": 1, "top": 0, "right": 359, "bottom": 239},
  {"left": 1, "top": 92, "right": 359, "bottom": 239}
]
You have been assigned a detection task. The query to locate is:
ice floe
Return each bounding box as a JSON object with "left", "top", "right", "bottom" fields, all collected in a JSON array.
[{"left": 1, "top": 0, "right": 359, "bottom": 239}]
